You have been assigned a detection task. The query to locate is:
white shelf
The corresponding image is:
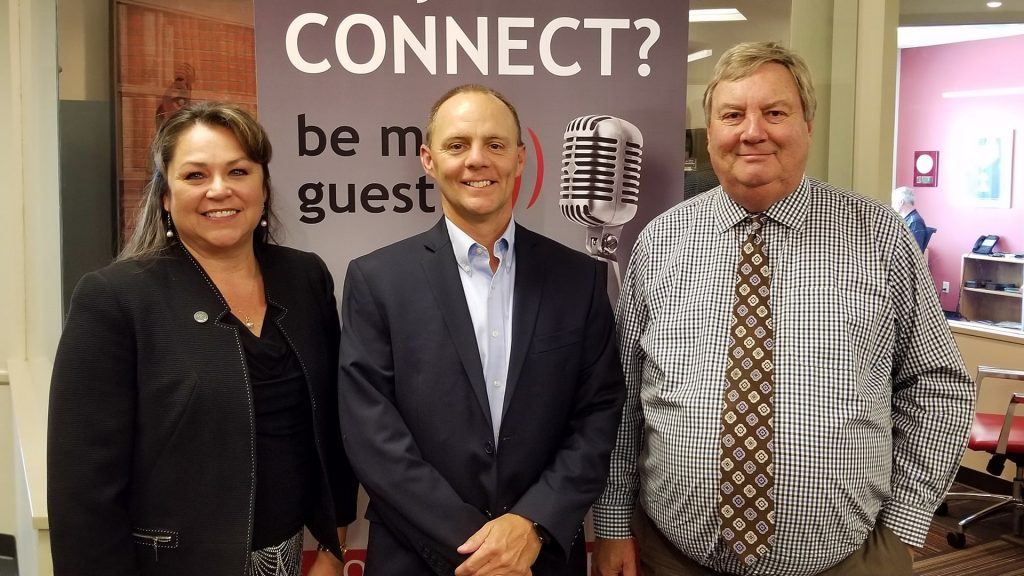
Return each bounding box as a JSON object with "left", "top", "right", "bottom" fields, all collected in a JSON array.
[
  {"left": 963, "top": 287, "right": 1023, "bottom": 299},
  {"left": 959, "top": 254, "right": 1024, "bottom": 327}
]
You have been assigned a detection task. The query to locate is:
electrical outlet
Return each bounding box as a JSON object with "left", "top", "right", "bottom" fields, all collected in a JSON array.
[{"left": 942, "top": 281, "right": 950, "bottom": 294}]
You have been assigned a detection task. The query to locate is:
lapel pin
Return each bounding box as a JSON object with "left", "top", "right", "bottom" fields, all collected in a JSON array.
[{"left": 193, "top": 311, "right": 209, "bottom": 323}]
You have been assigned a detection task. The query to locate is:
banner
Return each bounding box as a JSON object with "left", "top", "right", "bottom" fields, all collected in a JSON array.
[{"left": 254, "top": 0, "right": 688, "bottom": 571}]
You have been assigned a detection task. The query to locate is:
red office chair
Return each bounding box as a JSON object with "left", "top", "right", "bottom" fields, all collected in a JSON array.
[{"left": 940, "top": 366, "right": 1024, "bottom": 548}]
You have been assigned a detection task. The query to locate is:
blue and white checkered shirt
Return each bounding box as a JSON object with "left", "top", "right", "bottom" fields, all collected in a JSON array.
[{"left": 593, "top": 177, "right": 974, "bottom": 575}]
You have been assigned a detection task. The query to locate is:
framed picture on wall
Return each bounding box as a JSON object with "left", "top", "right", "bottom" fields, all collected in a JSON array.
[{"left": 959, "top": 129, "right": 1013, "bottom": 209}]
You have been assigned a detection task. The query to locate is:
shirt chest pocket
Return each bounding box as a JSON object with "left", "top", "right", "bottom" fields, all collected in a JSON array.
[
  {"left": 776, "top": 282, "right": 852, "bottom": 372},
  {"left": 643, "top": 291, "right": 729, "bottom": 405}
]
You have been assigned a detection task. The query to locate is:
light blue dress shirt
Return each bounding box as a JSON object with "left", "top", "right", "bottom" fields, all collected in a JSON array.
[{"left": 445, "top": 218, "right": 516, "bottom": 443}]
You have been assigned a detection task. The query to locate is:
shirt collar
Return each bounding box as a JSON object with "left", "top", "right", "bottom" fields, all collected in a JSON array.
[
  {"left": 713, "top": 176, "right": 810, "bottom": 232},
  {"left": 445, "top": 217, "right": 517, "bottom": 272}
]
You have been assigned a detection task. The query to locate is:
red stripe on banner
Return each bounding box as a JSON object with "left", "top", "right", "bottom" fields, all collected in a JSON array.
[
  {"left": 527, "top": 128, "right": 544, "bottom": 208},
  {"left": 302, "top": 548, "right": 367, "bottom": 576},
  {"left": 511, "top": 128, "right": 544, "bottom": 209}
]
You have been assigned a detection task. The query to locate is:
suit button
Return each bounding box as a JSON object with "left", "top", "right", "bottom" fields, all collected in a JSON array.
[{"left": 484, "top": 440, "right": 494, "bottom": 454}]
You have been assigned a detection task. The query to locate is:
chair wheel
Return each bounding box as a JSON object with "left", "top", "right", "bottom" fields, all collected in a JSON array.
[
  {"left": 947, "top": 531, "right": 967, "bottom": 548},
  {"left": 936, "top": 502, "right": 949, "bottom": 516}
]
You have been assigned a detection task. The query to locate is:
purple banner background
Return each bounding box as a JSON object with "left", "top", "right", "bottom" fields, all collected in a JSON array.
[{"left": 255, "top": 0, "right": 688, "bottom": 289}]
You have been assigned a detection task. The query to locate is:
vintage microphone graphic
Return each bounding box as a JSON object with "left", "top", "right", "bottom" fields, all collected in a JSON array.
[{"left": 560, "top": 115, "right": 643, "bottom": 289}]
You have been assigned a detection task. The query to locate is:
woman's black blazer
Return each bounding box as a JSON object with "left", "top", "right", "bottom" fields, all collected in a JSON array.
[{"left": 47, "top": 243, "right": 358, "bottom": 576}]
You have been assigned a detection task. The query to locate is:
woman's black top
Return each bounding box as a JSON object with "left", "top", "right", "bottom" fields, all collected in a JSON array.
[{"left": 234, "top": 310, "right": 320, "bottom": 549}]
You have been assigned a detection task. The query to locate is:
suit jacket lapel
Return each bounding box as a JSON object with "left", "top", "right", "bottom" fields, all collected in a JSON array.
[
  {"left": 503, "top": 224, "right": 544, "bottom": 421},
  {"left": 420, "top": 219, "right": 493, "bottom": 429},
  {"left": 258, "top": 247, "right": 295, "bottom": 333},
  {"left": 170, "top": 243, "right": 233, "bottom": 327}
]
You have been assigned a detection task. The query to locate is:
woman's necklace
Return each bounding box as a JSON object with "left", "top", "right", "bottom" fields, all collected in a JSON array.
[
  {"left": 240, "top": 313, "right": 256, "bottom": 330},
  {"left": 227, "top": 274, "right": 262, "bottom": 331}
]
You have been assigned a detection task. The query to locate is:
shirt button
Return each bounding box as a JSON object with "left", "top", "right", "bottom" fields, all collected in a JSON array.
[
  {"left": 492, "top": 380, "right": 501, "bottom": 387},
  {"left": 491, "top": 330, "right": 499, "bottom": 338}
]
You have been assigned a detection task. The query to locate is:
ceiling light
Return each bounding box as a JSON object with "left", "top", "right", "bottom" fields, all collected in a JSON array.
[
  {"left": 690, "top": 9, "right": 747, "bottom": 22},
  {"left": 988, "top": 1, "right": 1003, "bottom": 8},
  {"left": 942, "top": 86, "right": 1024, "bottom": 98},
  {"left": 688, "top": 49, "right": 714, "bottom": 63},
  {"left": 897, "top": 24, "right": 1024, "bottom": 49}
]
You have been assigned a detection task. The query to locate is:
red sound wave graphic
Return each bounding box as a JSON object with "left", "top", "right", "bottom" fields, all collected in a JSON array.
[{"left": 512, "top": 127, "right": 544, "bottom": 209}]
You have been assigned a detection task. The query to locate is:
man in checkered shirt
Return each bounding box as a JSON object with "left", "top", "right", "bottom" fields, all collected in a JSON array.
[{"left": 591, "top": 41, "right": 975, "bottom": 576}]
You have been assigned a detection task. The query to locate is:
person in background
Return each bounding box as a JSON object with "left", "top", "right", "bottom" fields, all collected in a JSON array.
[
  {"left": 592, "top": 42, "right": 974, "bottom": 576},
  {"left": 337, "top": 84, "right": 625, "bottom": 576},
  {"left": 893, "top": 186, "right": 930, "bottom": 251},
  {"left": 155, "top": 62, "right": 195, "bottom": 128},
  {"left": 48, "top": 101, "right": 358, "bottom": 576}
]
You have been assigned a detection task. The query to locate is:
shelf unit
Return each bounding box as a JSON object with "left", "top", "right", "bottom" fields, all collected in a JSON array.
[{"left": 959, "top": 253, "right": 1024, "bottom": 331}]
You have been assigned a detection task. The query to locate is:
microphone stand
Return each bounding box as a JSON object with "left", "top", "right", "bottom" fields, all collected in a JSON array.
[{"left": 584, "top": 224, "right": 624, "bottom": 305}]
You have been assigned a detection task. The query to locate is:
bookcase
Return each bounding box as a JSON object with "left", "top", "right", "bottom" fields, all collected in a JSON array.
[{"left": 958, "top": 253, "right": 1024, "bottom": 331}]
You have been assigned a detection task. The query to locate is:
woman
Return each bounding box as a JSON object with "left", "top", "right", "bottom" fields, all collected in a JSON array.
[{"left": 47, "top": 102, "right": 358, "bottom": 576}]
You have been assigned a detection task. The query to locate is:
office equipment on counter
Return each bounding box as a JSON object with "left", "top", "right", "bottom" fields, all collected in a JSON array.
[{"left": 972, "top": 235, "right": 1000, "bottom": 255}]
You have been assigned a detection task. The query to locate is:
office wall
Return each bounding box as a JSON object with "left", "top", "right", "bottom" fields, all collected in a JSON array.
[
  {"left": 58, "top": 0, "right": 108, "bottom": 101},
  {"left": 0, "top": 387, "right": 14, "bottom": 536},
  {"left": 58, "top": 0, "right": 116, "bottom": 310},
  {"left": 896, "top": 36, "right": 1024, "bottom": 312},
  {"left": 4, "top": 0, "right": 62, "bottom": 570}
]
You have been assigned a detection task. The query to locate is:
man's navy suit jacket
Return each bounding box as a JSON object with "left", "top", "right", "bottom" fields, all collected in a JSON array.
[{"left": 338, "top": 219, "right": 625, "bottom": 575}]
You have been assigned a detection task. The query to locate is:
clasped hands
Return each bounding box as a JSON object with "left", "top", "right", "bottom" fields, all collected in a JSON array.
[{"left": 455, "top": 513, "right": 543, "bottom": 576}]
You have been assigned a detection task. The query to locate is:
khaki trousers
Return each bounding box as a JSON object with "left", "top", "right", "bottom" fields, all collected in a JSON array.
[{"left": 631, "top": 506, "right": 913, "bottom": 576}]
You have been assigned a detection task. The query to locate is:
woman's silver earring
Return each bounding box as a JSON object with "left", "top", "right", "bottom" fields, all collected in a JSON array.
[
  {"left": 260, "top": 218, "right": 268, "bottom": 228},
  {"left": 165, "top": 213, "right": 175, "bottom": 238}
]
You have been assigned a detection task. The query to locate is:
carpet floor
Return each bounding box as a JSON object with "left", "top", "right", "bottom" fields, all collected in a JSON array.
[{"left": 914, "top": 484, "right": 1023, "bottom": 575}]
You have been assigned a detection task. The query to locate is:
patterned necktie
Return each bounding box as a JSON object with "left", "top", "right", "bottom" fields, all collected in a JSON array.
[{"left": 718, "top": 213, "right": 776, "bottom": 567}]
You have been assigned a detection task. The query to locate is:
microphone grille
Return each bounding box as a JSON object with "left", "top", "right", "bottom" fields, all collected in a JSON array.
[{"left": 561, "top": 115, "right": 644, "bottom": 227}]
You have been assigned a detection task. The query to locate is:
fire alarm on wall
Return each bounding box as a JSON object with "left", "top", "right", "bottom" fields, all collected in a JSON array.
[{"left": 914, "top": 151, "right": 939, "bottom": 187}]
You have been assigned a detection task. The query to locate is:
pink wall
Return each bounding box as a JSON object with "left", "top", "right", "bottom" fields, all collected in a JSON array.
[{"left": 897, "top": 35, "right": 1024, "bottom": 311}]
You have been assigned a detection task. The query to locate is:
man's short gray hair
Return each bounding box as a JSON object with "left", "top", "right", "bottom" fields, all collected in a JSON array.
[
  {"left": 703, "top": 41, "right": 817, "bottom": 126},
  {"left": 895, "top": 186, "right": 916, "bottom": 205}
]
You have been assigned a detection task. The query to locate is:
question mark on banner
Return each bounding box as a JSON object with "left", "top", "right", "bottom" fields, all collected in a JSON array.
[{"left": 634, "top": 18, "right": 660, "bottom": 77}]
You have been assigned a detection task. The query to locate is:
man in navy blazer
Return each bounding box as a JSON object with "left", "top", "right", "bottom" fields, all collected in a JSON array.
[{"left": 338, "top": 84, "right": 626, "bottom": 576}]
